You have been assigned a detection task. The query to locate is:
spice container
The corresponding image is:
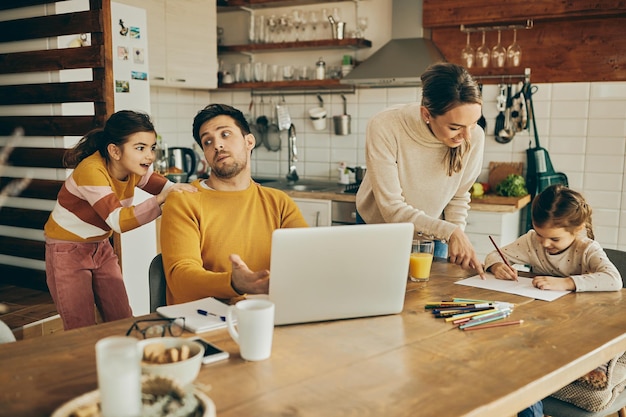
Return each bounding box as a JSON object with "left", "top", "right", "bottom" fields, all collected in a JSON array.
[{"left": 315, "top": 57, "right": 326, "bottom": 80}]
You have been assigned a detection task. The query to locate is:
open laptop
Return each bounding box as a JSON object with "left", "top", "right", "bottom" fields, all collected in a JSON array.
[{"left": 269, "top": 223, "right": 414, "bottom": 325}]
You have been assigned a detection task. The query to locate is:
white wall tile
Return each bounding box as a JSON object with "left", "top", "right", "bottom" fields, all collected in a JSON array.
[{"left": 148, "top": 79, "right": 626, "bottom": 248}]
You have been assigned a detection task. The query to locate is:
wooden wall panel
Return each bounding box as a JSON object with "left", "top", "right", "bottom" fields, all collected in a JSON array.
[
  {"left": 430, "top": 17, "right": 626, "bottom": 83},
  {"left": 423, "top": 0, "right": 626, "bottom": 83},
  {"left": 0, "top": 0, "right": 114, "bottom": 291}
]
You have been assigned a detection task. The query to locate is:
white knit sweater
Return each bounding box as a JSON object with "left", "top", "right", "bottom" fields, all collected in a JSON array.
[{"left": 356, "top": 102, "right": 485, "bottom": 241}]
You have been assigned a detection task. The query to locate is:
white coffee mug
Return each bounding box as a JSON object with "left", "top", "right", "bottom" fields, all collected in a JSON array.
[{"left": 227, "top": 299, "right": 275, "bottom": 361}]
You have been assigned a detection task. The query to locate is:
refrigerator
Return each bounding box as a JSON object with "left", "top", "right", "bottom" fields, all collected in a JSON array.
[
  {"left": 111, "top": 2, "right": 156, "bottom": 316},
  {"left": 58, "top": 0, "right": 156, "bottom": 315}
]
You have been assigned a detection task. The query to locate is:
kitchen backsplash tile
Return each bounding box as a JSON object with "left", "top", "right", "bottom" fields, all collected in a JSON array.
[
  {"left": 552, "top": 82, "right": 590, "bottom": 101},
  {"left": 149, "top": 81, "right": 626, "bottom": 250}
]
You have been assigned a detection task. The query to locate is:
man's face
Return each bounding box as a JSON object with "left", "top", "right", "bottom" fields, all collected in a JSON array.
[{"left": 197, "top": 115, "right": 254, "bottom": 179}]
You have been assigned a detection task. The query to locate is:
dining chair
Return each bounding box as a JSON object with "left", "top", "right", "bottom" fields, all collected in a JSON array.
[
  {"left": 604, "top": 248, "right": 626, "bottom": 288},
  {"left": 0, "top": 320, "right": 16, "bottom": 344},
  {"left": 543, "top": 248, "right": 626, "bottom": 417},
  {"left": 148, "top": 253, "right": 167, "bottom": 313}
]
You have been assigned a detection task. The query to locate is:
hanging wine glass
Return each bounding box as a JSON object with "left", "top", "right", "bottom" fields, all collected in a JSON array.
[
  {"left": 491, "top": 30, "right": 506, "bottom": 68},
  {"left": 506, "top": 29, "right": 522, "bottom": 67},
  {"left": 460, "top": 32, "right": 475, "bottom": 68},
  {"left": 476, "top": 31, "right": 490, "bottom": 68}
]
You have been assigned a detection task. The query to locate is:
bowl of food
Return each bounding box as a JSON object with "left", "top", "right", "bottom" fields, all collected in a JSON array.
[{"left": 138, "top": 337, "right": 204, "bottom": 387}]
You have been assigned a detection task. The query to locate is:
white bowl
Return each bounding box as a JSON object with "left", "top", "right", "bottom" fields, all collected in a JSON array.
[{"left": 137, "top": 337, "right": 204, "bottom": 387}]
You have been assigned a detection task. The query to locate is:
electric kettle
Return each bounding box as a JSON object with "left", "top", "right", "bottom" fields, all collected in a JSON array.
[{"left": 168, "top": 147, "right": 197, "bottom": 178}]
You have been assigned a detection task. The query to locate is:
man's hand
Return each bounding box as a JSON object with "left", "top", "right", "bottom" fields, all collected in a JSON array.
[{"left": 229, "top": 254, "right": 270, "bottom": 295}]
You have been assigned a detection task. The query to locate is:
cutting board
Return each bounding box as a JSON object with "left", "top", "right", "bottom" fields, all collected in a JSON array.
[
  {"left": 473, "top": 194, "right": 531, "bottom": 208},
  {"left": 488, "top": 161, "right": 524, "bottom": 191}
]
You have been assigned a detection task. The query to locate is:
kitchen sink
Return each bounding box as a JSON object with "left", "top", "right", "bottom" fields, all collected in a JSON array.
[{"left": 254, "top": 178, "right": 341, "bottom": 192}]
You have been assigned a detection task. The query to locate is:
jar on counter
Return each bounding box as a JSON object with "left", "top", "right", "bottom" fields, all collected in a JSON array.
[{"left": 315, "top": 57, "right": 326, "bottom": 80}]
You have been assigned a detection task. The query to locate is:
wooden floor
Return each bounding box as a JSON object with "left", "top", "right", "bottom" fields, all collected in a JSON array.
[{"left": 0, "top": 284, "right": 62, "bottom": 340}]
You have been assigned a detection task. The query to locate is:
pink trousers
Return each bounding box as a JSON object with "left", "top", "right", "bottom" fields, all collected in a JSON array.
[{"left": 45, "top": 239, "right": 133, "bottom": 330}]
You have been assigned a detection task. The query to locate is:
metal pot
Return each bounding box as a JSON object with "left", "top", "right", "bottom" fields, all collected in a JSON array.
[
  {"left": 347, "top": 166, "right": 366, "bottom": 183},
  {"left": 333, "top": 94, "right": 351, "bottom": 135}
]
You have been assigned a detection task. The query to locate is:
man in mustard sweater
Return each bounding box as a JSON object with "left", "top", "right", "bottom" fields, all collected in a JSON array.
[{"left": 160, "top": 104, "right": 307, "bottom": 305}]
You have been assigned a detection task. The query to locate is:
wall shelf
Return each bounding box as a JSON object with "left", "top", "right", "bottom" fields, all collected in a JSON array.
[
  {"left": 218, "top": 0, "right": 354, "bottom": 11},
  {"left": 215, "top": 78, "right": 355, "bottom": 93},
  {"left": 218, "top": 38, "right": 371, "bottom": 54}
]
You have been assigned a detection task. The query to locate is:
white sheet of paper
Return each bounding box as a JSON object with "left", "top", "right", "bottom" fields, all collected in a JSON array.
[{"left": 455, "top": 273, "right": 571, "bottom": 302}]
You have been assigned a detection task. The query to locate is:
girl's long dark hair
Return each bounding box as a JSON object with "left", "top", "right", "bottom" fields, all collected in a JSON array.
[
  {"left": 421, "top": 62, "right": 482, "bottom": 176},
  {"left": 532, "top": 184, "right": 594, "bottom": 239},
  {"left": 63, "top": 110, "right": 156, "bottom": 168}
]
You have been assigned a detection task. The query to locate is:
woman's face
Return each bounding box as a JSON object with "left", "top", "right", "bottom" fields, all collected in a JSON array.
[{"left": 421, "top": 103, "right": 482, "bottom": 148}]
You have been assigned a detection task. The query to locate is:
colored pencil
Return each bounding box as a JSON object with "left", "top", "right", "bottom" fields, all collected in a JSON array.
[
  {"left": 462, "top": 320, "right": 524, "bottom": 331},
  {"left": 489, "top": 235, "right": 512, "bottom": 268}
]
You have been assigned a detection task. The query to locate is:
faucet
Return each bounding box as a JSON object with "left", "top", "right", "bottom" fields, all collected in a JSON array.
[{"left": 286, "top": 123, "right": 299, "bottom": 182}]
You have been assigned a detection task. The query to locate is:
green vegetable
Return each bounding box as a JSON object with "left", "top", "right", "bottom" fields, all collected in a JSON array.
[{"left": 496, "top": 174, "right": 528, "bottom": 197}]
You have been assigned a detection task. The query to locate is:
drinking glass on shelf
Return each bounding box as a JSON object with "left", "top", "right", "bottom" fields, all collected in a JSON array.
[
  {"left": 356, "top": 16, "right": 368, "bottom": 39},
  {"left": 266, "top": 14, "right": 277, "bottom": 43},
  {"left": 491, "top": 30, "right": 506, "bottom": 68},
  {"left": 506, "top": 29, "right": 522, "bottom": 67},
  {"left": 309, "top": 11, "right": 319, "bottom": 40},
  {"left": 460, "top": 32, "right": 475, "bottom": 68},
  {"left": 292, "top": 10, "right": 304, "bottom": 41},
  {"left": 476, "top": 31, "right": 490, "bottom": 68}
]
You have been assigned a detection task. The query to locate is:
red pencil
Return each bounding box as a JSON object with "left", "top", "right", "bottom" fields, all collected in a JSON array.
[
  {"left": 489, "top": 235, "right": 511, "bottom": 268},
  {"left": 462, "top": 319, "right": 524, "bottom": 331}
]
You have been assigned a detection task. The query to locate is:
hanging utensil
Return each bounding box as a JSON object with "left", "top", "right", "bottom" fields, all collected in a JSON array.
[
  {"left": 265, "top": 97, "right": 281, "bottom": 152},
  {"left": 494, "top": 84, "right": 507, "bottom": 143},
  {"left": 255, "top": 97, "right": 269, "bottom": 149},
  {"left": 276, "top": 95, "right": 292, "bottom": 131},
  {"left": 248, "top": 98, "right": 263, "bottom": 149},
  {"left": 510, "top": 82, "right": 527, "bottom": 133},
  {"left": 477, "top": 83, "right": 487, "bottom": 130},
  {"left": 333, "top": 94, "right": 351, "bottom": 135},
  {"left": 496, "top": 83, "right": 515, "bottom": 143}
]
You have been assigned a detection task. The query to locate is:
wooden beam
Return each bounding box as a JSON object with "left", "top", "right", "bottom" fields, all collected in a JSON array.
[
  {"left": 0, "top": 178, "right": 62, "bottom": 200},
  {"left": 0, "top": 236, "right": 45, "bottom": 261},
  {"left": 0, "top": 116, "right": 101, "bottom": 136},
  {"left": 0, "top": 81, "right": 107, "bottom": 106},
  {"left": 0, "top": 46, "right": 105, "bottom": 75},
  {"left": 6, "top": 148, "right": 66, "bottom": 169},
  {"left": 0, "top": 265, "right": 48, "bottom": 292},
  {"left": 0, "top": 207, "right": 51, "bottom": 230},
  {"left": 0, "top": 10, "right": 102, "bottom": 42}
]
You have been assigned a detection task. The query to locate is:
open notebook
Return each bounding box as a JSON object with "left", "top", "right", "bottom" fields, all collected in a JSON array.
[
  {"left": 269, "top": 223, "right": 414, "bottom": 325},
  {"left": 157, "top": 297, "right": 230, "bottom": 333}
]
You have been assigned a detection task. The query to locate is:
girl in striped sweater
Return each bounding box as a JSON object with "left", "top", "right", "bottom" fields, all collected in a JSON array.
[{"left": 44, "top": 110, "right": 196, "bottom": 330}]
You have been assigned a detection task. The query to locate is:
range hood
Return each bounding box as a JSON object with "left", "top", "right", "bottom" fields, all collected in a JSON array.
[{"left": 341, "top": 0, "right": 445, "bottom": 87}]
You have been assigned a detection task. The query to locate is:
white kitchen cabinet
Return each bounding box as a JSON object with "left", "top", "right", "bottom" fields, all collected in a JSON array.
[
  {"left": 119, "top": 0, "right": 218, "bottom": 89},
  {"left": 293, "top": 198, "right": 331, "bottom": 227},
  {"left": 465, "top": 209, "right": 523, "bottom": 263}
]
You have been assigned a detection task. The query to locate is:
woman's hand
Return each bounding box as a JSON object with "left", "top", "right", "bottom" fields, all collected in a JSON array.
[
  {"left": 490, "top": 262, "right": 518, "bottom": 281},
  {"left": 156, "top": 183, "right": 197, "bottom": 205},
  {"left": 532, "top": 275, "right": 575, "bottom": 291},
  {"left": 448, "top": 228, "right": 485, "bottom": 278},
  {"left": 229, "top": 254, "right": 270, "bottom": 295}
]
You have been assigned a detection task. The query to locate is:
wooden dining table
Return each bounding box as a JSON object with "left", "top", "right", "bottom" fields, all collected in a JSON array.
[{"left": 1, "top": 260, "right": 626, "bottom": 417}]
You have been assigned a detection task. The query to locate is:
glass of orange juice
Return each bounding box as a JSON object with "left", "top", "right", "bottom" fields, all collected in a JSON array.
[{"left": 409, "top": 239, "right": 434, "bottom": 282}]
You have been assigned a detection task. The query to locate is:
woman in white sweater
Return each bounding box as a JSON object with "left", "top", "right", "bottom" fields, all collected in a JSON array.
[{"left": 356, "top": 62, "right": 485, "bottom": 276}]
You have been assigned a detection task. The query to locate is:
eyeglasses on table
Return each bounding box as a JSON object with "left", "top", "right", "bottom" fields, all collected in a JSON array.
[{"left": 125, "top": 317, "right": 185, "bottom": 338}]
